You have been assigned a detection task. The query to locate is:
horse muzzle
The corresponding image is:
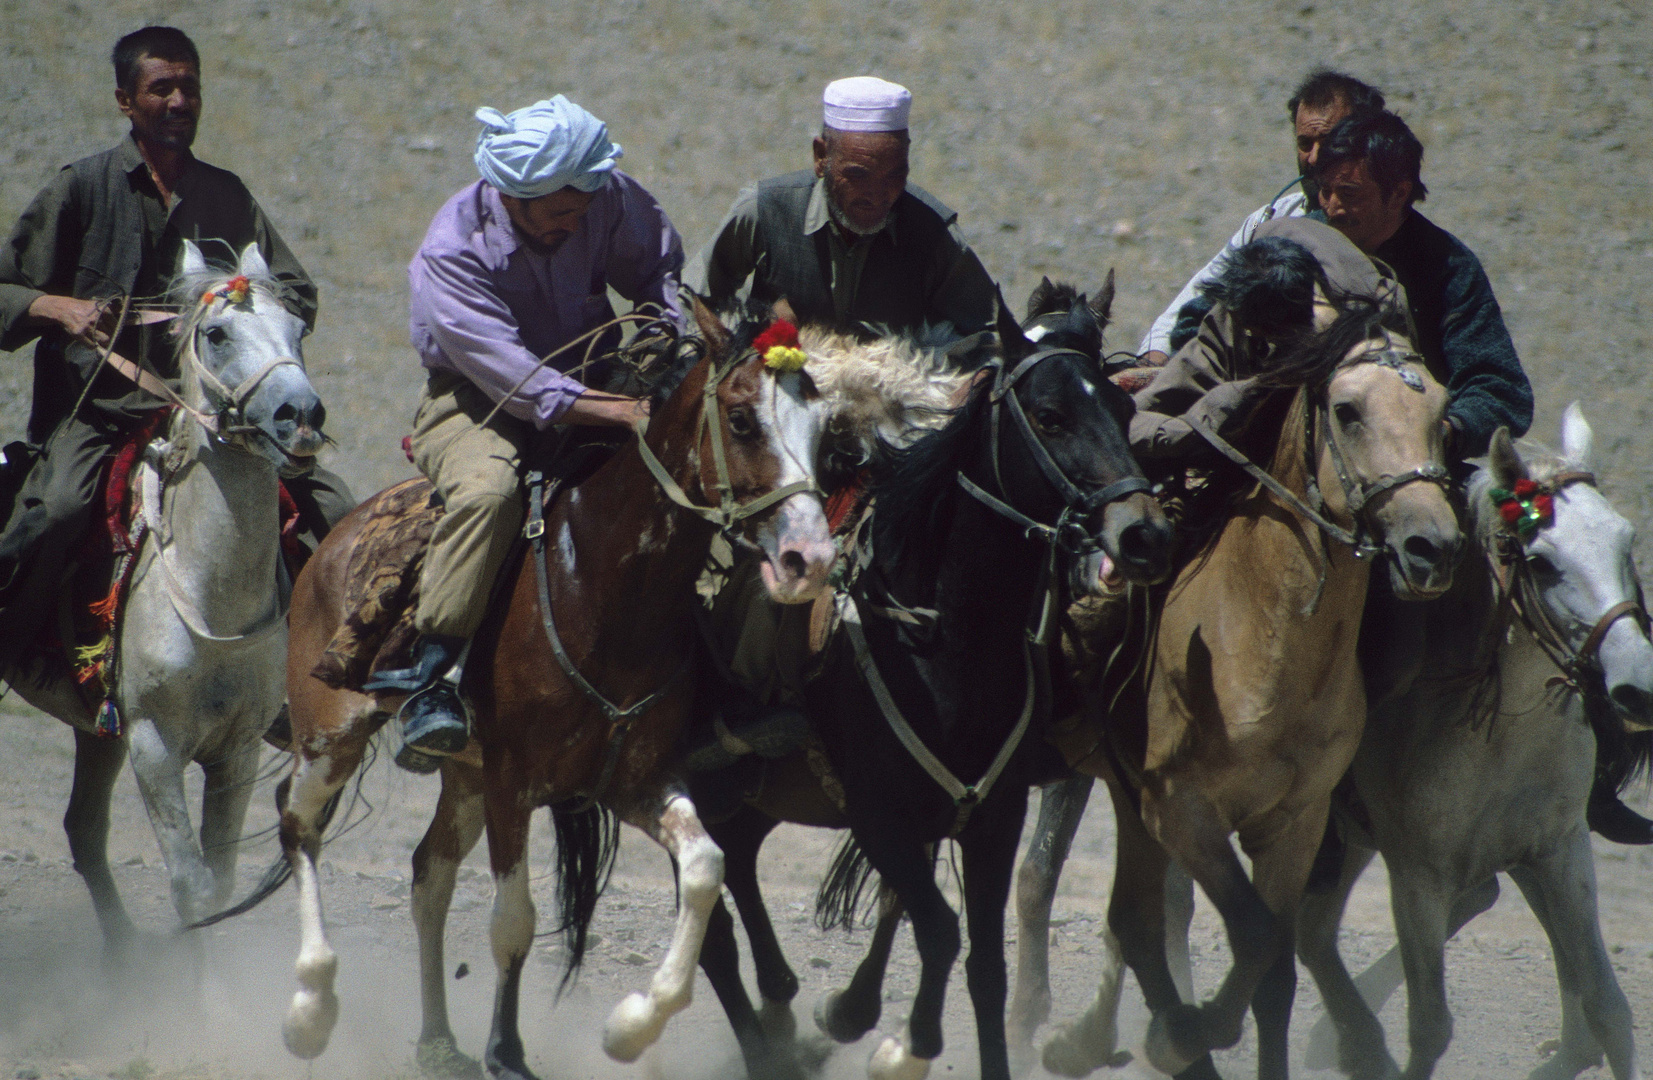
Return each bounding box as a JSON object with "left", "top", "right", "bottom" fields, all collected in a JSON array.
[{"left": 757, "top": 493, "right": 835, "bottom": 605}]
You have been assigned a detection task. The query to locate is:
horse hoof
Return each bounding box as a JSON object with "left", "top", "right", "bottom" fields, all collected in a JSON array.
[
  {"left": 816, "top": 988, "right": 879, "bottom": 1043},
  {"left": 1144, "top": 1005, "right": 1202, "bottom": 1077},
  {"left": 1041, "top": 1020, "right": 1121, "bottom": 1079},
  {"left": 868, "top": 1037, "right": 930, "bottom": 1080},
  {"left": 282, "top": 986, "right": 340, "bottom": 1060},
  {"left": 603, "top": 991, "right": 662, "bottom": 1063},
  {"left": 760, "top": 998, "right": 799, "bottom": 1042},
  {"left": 416, "top": 1035, "right": 484, "bottom": 1079}
]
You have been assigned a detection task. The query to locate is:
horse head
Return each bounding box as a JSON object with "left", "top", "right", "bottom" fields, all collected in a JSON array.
[
  {"left": 172, "top": 241, "right": 326, "bottom": 472},
  {"left": 1483, "top": 406, "right": 1653, "bottom": 728},
  {"left": 684, "top": 299, "right": 835, "bottom": 605},
  {"left": 1289, "top": 304, "right": 1460, "bottom": 598},
  {"left": 994, "top": 293, "right": 1173, "bottom": 590}
]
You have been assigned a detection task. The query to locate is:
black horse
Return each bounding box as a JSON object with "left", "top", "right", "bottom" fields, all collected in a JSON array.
[{"left": 691, "top": 278, "right": 1172, "bottom": 1080}]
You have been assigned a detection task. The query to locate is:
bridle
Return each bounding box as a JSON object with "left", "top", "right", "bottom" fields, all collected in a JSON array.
[
  {"left": 956, "top": 347, "right": 1152, "bottom": 557},
  {"left": 1491, "top": 471, "right": 1651, "bottom": 694},
  {"left": 1193, "top": 344, "right": 1450, "bottom": 561},
  {"left": 523, "top": 338, "right": 824, "bottom": 808}
]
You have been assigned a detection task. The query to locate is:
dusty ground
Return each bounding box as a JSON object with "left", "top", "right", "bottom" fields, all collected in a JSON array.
[{"left": 3, "top": 0, "right": 1653, "bottom": 1078}]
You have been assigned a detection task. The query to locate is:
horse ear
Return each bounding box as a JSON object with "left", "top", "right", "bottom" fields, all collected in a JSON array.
[
  {"left": 1090, "top": 268, "right": 1116, "bottom": 326},
  {"left": 690, "top": 293, "right": 732, "bottom": 358},
  {"left": 1488, "top": 427, "right": 1527, "bottom": 489},
  {"left": 995, "top": 289, "right": 1031, "bottom": 360},
  {"left": 1560, "top": 401, "right": 1594, "bottom": 471},
  {"left": 181, "top": 240, "right": 208, "bottom": 279},
  {"left": 1025, "top": 276, "right": 1057, "bottom": 322},
  {"left": 238, "top": 243, "right": 270, "bottom": 280}
]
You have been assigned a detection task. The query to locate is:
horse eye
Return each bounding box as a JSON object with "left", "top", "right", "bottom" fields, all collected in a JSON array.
[
  {"left": 1527, "top": 552, "right": 1558, "bottom": 577},
  {"left": 727, "top": 406, "right": 759, "bottom": 441},
  {"left": 1334, "top": 402, "right": 1361, "bottom": 426},
  {"left": 1034, "top": 408, "right": 1064, "bottom": 432},
  {"left": 204, "top": 325, "right": 229, "bottom": 347}
]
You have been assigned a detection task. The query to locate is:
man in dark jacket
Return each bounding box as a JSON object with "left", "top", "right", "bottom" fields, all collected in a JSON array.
[
  {"left": 691, "top": 76, "right": 996, "bottom": 337},
  {"left": 0, "top": 26, "right": 352, "bottom": 673}
]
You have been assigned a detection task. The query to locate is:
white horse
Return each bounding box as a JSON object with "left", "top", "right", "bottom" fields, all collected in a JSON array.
[
  {"left": 1014, "top": 405, "right": 1651, "bottom": 1080},
  {"left": 3, "top": 241, "right": 328, "bottom": 944}
]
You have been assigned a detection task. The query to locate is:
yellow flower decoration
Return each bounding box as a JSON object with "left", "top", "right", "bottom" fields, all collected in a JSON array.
[{"left": 763, "top": 345, "right": 808, "bottom": 371}]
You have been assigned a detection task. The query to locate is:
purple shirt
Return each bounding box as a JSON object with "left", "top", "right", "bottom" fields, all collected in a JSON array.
[{"left": 408, "top": 172, "right": 684, "bottom": 427}]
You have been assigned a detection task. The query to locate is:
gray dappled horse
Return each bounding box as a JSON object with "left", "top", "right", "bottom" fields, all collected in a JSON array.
[{"left": 3, "top": 242, "right": 327, "bottom": 945}]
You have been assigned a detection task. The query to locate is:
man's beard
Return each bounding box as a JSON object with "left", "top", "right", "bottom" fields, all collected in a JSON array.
[
  {"left": 147, "top": 114, "right": 198, "bottom": 150},
  {"left": 826, "top": 193, "right": 891, "bottom": 238},
  {"left": 518, "top": 231, "right": 572, "bottom": 256}
]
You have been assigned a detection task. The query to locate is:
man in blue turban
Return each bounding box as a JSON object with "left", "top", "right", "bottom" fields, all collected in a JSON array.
[{"left": 366, "top": 95, "right": 685, "bottom": 769}]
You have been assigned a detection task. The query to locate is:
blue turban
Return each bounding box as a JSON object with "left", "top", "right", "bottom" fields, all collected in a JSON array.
[{"left": 473, "top": 95, "right": 623, "bottom": 198}]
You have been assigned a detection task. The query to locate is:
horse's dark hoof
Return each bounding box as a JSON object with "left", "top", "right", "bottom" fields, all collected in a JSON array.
[
  {"left": 1145, "top": 1005, "right": 1204, "bottom": 1076},
  {"left": 416, "top": 1035, "right": 483, "bottom": 1079},
  {"left": 814, "top": 988, "right": 880, "bottom": 1044}
]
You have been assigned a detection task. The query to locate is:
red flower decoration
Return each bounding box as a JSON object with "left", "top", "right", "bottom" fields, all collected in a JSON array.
[
  {"left": 1534, "top": 493, "right": 1554, "bottom": 520},
  {"left": 752, "top": 319, "right": 800, "bottom": 355},
  {"left": 1499, "top": 500, "right": 1523, "bottom": 524},
  {"left": 1513, "top": 478, "right": 1539, "bottom": 498}
]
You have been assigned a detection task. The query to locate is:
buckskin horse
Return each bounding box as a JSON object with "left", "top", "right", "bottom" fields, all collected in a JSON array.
[
  {"left": 2, "top": 243, "right": 328, "bottom": 947},
  {"left": 1050, "top": 297, "right": 1460, "bottom": 1080},
  {"left": 239, "top": 301, "right": 836, "bottom": 1079}
]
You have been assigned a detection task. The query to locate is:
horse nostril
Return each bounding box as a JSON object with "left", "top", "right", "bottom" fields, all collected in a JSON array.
[
  {"left": 1118, "top": 521, "right": 1161, "bottom": 568},
  {"left": 1609, "top": 683, "right": 1653, "bottom": 720},
  {"left": 309, "top": 402, "right": 326, "bottom": 432},
  {"left": 781, "top": 549, "right": 807, "bottom": 581},
  {"left": 274, "top": 403, "right": 298, "bottom": 425},
  {"left": 1403, "top": 535, "right": 1441, "bottom": 566}
]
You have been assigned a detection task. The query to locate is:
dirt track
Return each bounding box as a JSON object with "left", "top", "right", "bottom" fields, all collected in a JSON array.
[{"left": 3, "top": 0, "right": 1653, "bottom": 1077}]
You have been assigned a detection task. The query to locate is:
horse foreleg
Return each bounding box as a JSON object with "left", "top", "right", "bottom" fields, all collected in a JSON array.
[
  {"left": 1296, "top": 840, "right": 1398, "bottom": 1080},
  {"left": 65, "top": 728, "right": 136, "bottom": 960},
  {"left": 604, "top": 792, "right": 724, "bottom": 1063},
  {"left": 1386, "top": 864, "right": 1456, "bottom": 1080},
  {"left": 702, "top": 809, "right": 804, "bottom": 1080},
  {"left": 126, "top": 716, "right": 215, "bottom": 924},
  {"left": 1510, "top": 829, "right": 1640, "bottom": 1080},
  {"left": 716, "top": 807, "right": 799, "bottom": 1008},
  {"left": 1164, "top": 860, "right": 1197, "bottom": 1001},
  {"left": 959, "top": 793, "right": 1028, "bottom": 1080},
  {"left": 413, "top": 760, "right": 486, "bottom": 1080},
  {"left": 816, "top": 884, "right": 902, "bottom": 1044},
  {"left": 281, "top": 747, "right": 350, "bottom": 1060},
  {"left": 198, "top": 736, "right": 262, "bottom": 913},
  {"left": 1008, "top": 776, "right": 1091, "bottom": 1065}
]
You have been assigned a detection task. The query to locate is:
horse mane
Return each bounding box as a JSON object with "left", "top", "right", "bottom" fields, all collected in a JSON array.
[
  {"left": 799, "top": 325, "right": 972, "bottom": 465},
  {"left": 1257, "top": 294, "right": 1413, "bottom": 390},
  {"left": 867, "top": 373, "right": 992, "bottom": 569}
]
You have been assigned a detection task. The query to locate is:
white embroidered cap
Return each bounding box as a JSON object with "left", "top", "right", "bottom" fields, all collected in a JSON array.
[{"left": 822, "top": 76, "right": 912, "bottom": 133}]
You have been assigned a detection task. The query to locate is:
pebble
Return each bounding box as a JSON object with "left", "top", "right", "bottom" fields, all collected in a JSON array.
[
  {"left": 808, "top": 956, "right": 831, "bottom": 969},
  {"left": 369, "top": 895, "right": 402, "bottom": 910},
  {"left": 621, "top": 951, "right": 650, "bottom": 965},
  {"left": 16, "top": 1067, "right": 41, "bottom": 1080}
]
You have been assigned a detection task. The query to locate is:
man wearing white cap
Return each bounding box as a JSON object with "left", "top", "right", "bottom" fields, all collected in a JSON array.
[
  {"left": 693, "top": 76, "right": 995, "bottom": 335},
  {"left": 366, "top": 94, "right": 685, "bottom": 768}
]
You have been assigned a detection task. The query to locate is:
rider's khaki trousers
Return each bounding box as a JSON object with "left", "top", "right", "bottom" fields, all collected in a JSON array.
[{"left": 411, "top": 370, "right": 527, "bottom": 641}]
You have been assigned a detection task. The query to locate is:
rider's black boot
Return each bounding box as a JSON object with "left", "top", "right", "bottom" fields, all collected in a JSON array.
[
  {"left": 364, "top": 634, "right": 471, "bottom": 771},
  {"left": 1586, "top": 775, "right": 1653, "bottom": 845},
  {"left": 683, "top": 693, "right": 811, "bottom": 774}
]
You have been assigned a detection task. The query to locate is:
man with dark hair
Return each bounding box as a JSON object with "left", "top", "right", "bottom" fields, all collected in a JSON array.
[
  {"left": 1138, "top": 69, "right": 1385, "bottom": 364},
  {"left": 691, "top": 77, "right": 996, "bottom": 337},
  {"left": 1314, "top": 110, "right": 1529, "bottom": 460},
  {"left": 0, "top": 26, "right": 352, "bottom": 676}
]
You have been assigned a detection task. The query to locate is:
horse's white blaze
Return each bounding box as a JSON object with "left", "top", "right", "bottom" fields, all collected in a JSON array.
[
  {"left": 750, "top": 372, "right": 833, "bottom": 604},
  {"left": 603, "top": 795, "right": 724, "bottom": 1062},
  {"left": 869, "top": 1036, "right": 931, "bottom": 1080},
  {"left": 489, "top": 859, "right": 536, "bottom": 971}
]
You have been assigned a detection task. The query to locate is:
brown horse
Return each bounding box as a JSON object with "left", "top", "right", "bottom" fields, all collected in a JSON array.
[
  {"left": 1060, "top": 301, "right": 1461, "bottom": 1080},
  {"left": 268, "top": 303, "right": 836, "bottom": 1080}
]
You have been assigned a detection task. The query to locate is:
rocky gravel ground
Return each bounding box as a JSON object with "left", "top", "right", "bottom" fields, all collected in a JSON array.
[{"left": 3, "top": 0, "right": 1652, "bottom": 1077}]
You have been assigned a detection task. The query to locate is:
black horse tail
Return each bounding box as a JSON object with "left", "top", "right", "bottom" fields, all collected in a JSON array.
[
  {"left": 186, "top": 774, "right": 345, "bottom": 930},
  {"left": 550, "top": 800, "right": 621, "bottom": 992},
  {"left": 815, "top": 833, "right": 879, "bottom": 932}
]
